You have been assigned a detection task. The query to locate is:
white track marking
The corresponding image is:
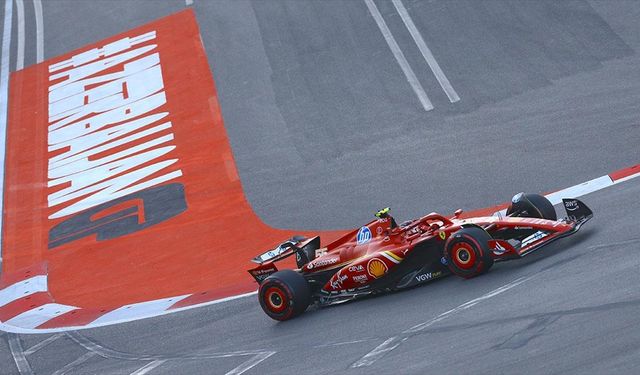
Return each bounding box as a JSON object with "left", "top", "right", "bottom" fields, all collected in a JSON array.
[
  {"left": 185, "top": 0, "right": 193, "bottom": 5},
  {"left": 392, "top": 0, "right": 460, "bottom": 103},
  {"left": 0, "top": 0, "right": 13, "bottom": 263},
  {"left": 51, "top": 352, "right": 97, "bottom": 375},
  {"left": 364, "top": 0, "right": 433, "bottom": 111},
  {"left": 89, "top": 295, "right": 191, "bottom": 325},
  {"left": 313, "top": 338, "right": 374, "bottom": 348},
  {"left": 66, "top": 331, "right": 270, "bottom": 361},
  {"left": 15, "top": 0, "right": 24, "bottom": 70},
  {"left": 5, "top": 303, "right": 78, "bottom": 328},
  {"left": 405, "top": 275, "right": 532, "bottom": 333},
  {"left": 225, "top": 351, "right": 276, "bottom": 375},
  {"left": 130, "top": 360, "right": 167, "bottom": 375},
  {"left": 8, "top": 333, "right": 34, "bottom": 375},
  {"left": 32, "top": 0, "right": 42, "bottom": 62},
  {"left": 0, "top": 290, "right": 258, "bottom": 333},
  {"left": 352, "top": 275, "right": 533, "bottom": 367},
  {"left": 23, "top": 333, "right": 63, "bottom": 355},
  {"left": 351, "top": 337, "right": 407, "bottom": 368},
  {"left": 0, "top": 275, "right": 47, "bottom": 307},
  {"left": 545, "top": 175, "right": 613, "bottom": 206}
]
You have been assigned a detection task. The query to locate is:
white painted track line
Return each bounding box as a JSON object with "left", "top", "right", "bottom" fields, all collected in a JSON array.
[
  {"left": 15, "top": 0, "right": 24, "bottom": 70},
  {"left": 23, "top": 333, "right": 63, "bottom": 355},
  {"left": 0, "top": 275, "right": 47, "bottom": 307},
  {"left": 89, "top": 295, "right": 190, "bottom": 325},
  {"left": 225, "top": 351, "right": 276, "bottom": 375},
  {"left": 5, "top": 303, "right": 78, "bottom": 328},
  {"left": 130, "top": 360, "right": 167, "bottom": 375},
  {"left": 364, "top": 0, "right": 433, "bottom": 112},
  {"left": 0, "top": 0, "right": 13, "bottom": 263},
  {"left": 8, "top": 333, "right": 34, "bottom": 375},
  {"left": 32, "top": 0, "right": 43, "bottom": 62},
  {"left": 392, "top": 0, "right": 460, "bottom": 103},
  {"left": 51, "top": 352, "right": 96, "bottom": 375},
  {"left": 352, "top": 275, "right": 533, "bottom": 367},
  {"left": 351, "top": 336, "right": 406, "bottom": 368}
]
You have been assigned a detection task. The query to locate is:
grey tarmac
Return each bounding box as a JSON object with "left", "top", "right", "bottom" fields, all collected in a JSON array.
[{"left": 2, "top": 0, "right": 640, "bottom": 374}]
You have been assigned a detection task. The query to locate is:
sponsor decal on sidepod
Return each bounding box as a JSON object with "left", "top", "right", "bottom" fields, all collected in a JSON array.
[{"left": 367, "top": 258, "right": 388, "bottom": 278}]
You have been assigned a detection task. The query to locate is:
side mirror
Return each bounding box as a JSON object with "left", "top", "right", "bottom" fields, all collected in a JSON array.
[{"left": 454, "top": 209, "right": 463, "bottom": 217}]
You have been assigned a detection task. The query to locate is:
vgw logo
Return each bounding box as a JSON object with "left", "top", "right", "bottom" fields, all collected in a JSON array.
[{"left": 356, "top": 226, "right": 372, "bottom": 244}]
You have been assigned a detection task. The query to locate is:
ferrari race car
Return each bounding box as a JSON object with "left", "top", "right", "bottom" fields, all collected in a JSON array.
[{"left": 248, "top": 193, "right": 592, "bottom": 321}]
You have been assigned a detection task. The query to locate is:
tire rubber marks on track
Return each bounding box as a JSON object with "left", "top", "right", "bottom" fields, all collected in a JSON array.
[{"left": 351, "top": 275, "right": 533, "bottom": 367}]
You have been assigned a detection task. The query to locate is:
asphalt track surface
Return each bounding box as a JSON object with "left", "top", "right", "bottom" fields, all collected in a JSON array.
[{"left": 1, "top": 0, "right": 640, "bottom": 374}]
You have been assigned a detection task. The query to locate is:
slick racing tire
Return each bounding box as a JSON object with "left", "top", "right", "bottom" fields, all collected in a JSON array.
[
  {"left": 444, "top": 227, "right": 494, "bottom": 279},
  {"left": 259, "top": 270, "right": 311, "bottom": 321},
  {"left": 507, "top": 193, "right": 557, "bottom": 221}
]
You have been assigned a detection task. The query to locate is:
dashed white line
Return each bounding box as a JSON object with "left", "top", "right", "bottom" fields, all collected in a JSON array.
[
  {"left": 8, "top": 334, "right": 34, "bottom": 375},
  {"left": 352, "top": 275, "right": 533, "bottom": 367},
  {"left": 130, "top": 360, "right": 167, "bottom": 375},
  {"left": 392, "top": 0, "right": 460, "bottom": 103},
  {"left": 364, "top": 0, "right": 433, "bottom": 112},
  {"left": 32, "top": 0, "right": 43, "bottom": 62},
  {"left": 226, "top": 351, "right": 276, "bottom": 375},
  {"left": 15, "top": 0, "right": 25, "bottom": 70}
]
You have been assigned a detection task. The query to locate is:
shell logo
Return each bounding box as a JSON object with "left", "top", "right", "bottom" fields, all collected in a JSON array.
[{"left": 367, "top": 258, "right": 388, "bottom": 279}]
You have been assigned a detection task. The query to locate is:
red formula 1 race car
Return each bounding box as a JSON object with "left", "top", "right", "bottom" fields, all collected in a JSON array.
[{"left": 248, "top": 193, "right": 592, "bottom": 321}]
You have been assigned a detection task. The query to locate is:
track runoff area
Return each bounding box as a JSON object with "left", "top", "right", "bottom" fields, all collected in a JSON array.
[{"left": 0, "top": 9, "right": 639, "bottom": 334}]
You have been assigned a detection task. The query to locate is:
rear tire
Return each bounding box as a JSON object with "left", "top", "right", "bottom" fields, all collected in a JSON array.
[
  {"left": 444, "top": 227, "right": 494, "bottom": 279},
  {"left": 507, "top": 193, "right": 556, "bottom": 221},
  {"left": 259, "top": 270, "right": 311, "bottom": 321}
]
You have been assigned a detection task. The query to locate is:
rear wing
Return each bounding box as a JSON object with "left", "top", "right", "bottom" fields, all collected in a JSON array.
[
  {"left": 248, "top": 236, "right": 319, "bottom": 284},
  {"left": 562, "top": 198, "right": 593, "bottom": 227},
  {"left": 251, "top": 239, "right": 300, "bottom": 265}
]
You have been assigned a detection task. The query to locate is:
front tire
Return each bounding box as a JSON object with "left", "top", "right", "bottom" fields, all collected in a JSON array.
[
  {"left": 259, "top": 270, "right": 311, "bottom": 321},
  {"left": 444, "top": 227, "right": 494, "bottom": 279},
  {"left": 507, "top": 193, "right": 557, "bottom": 221}
]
